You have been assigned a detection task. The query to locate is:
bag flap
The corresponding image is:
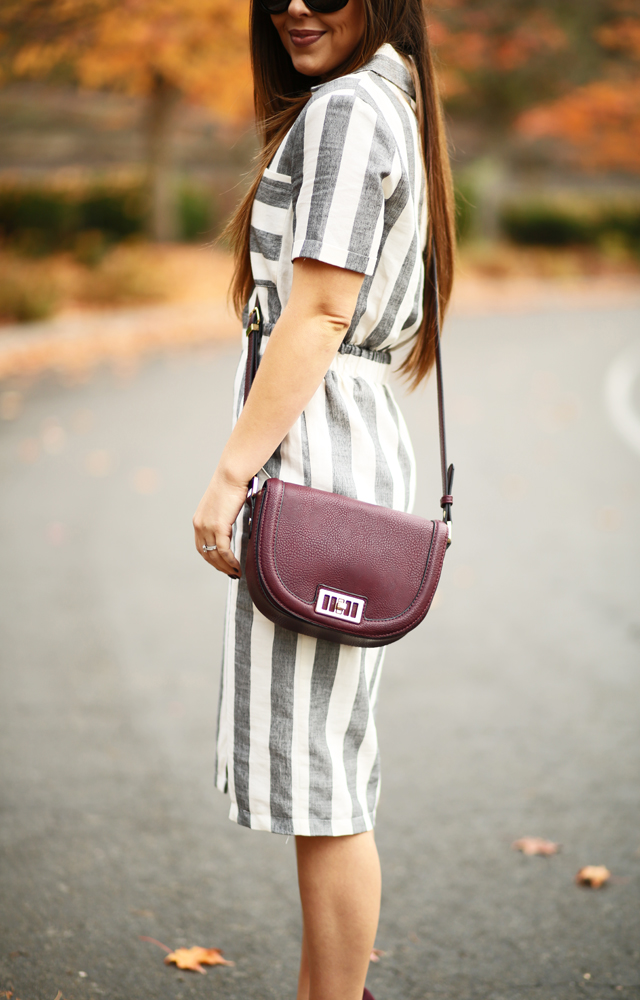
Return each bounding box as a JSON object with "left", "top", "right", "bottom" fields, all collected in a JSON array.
[{"left": 255, "top": 480, "right": 440, "bottom": 621}]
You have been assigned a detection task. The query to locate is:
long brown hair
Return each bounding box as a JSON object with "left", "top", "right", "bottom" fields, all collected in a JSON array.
[{"left": 224, "top": 0, "right": 455, "bottom": 387}]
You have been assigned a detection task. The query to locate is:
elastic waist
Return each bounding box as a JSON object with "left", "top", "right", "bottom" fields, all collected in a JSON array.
[{"left": 338, "top": 342, "right": 391, "bottom": 365}]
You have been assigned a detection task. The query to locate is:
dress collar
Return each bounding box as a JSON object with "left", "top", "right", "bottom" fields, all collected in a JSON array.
[
  {"left": 359, "top": 43, "right": 416, "bottom": 100},
  {"left": 311, "top": 43, "right": 416, "bottom": 101}
]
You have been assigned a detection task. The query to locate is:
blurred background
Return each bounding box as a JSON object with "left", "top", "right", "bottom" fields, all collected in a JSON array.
[
  {"left": 1, "top": 5, "right": 640, "bottom": 1000},
  {"left": 0, "top": 0, "right": 638, "bottom": 327}
]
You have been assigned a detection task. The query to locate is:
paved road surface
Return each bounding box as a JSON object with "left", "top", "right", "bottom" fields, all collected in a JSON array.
[{"left": 1, "top": 302, "right": 639, "bottom": 1000}]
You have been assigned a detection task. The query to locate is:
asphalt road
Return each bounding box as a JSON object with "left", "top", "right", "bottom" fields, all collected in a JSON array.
[{"left": 1, "top": 300, "right": 639, "bottom": 1000}]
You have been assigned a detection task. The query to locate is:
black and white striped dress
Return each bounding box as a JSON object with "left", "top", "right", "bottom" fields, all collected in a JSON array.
[{"left": 215, "top": 43, "right": 426, "bottom": 836}]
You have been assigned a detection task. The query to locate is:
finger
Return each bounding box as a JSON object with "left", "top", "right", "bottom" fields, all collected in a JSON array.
[
  {"left": 195, "top": 532, "right": 217, "bottom": 560},
  {"left": 194, "top": 526, "right": 211, "bottom": 555},
  {"left": 213, "top": 558, "right": 241, "bottom": 579},
  {"left": 195, "top": 530, "right": 225, "bottom": 569},
  {"left": 200, "top": 547, "right": 239, "bottom": 578},
  {"left": 207, "top": 552, "right": 241, "bottom": 578},
  {"left": 198, "top": 533, "right": 241, "bottom": 578},
  {"left": 214, "top": 538, "right": 241, "bottom": 576},
  {"left": 208, "top": 527, "right": 241, "bottom": 574},
  {"left": 194, "top": 522, "right": 241, "bottom": 576}
]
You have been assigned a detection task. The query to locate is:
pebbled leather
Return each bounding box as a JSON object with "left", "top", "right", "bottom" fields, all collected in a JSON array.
[{"left": 246, "top": 480, "right": 449, "bottom": 647}]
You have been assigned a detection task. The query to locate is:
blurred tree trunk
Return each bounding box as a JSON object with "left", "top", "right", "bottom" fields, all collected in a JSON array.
[{"left": 145, "top": 72, "right": 180, "bottom": 242}]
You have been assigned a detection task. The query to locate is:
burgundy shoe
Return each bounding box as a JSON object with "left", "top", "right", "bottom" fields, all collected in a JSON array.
[{"left": 363, "top": 990, "right": 376, "bottom": 1000}]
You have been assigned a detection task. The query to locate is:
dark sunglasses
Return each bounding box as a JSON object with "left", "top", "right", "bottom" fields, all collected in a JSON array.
[{"left": 260, "top": 0, "right": 349, "bottom": 14}]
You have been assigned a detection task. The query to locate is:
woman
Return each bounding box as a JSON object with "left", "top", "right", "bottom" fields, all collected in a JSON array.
[{"left": 193, "top": 0, "right": 455, "bottom": 996}]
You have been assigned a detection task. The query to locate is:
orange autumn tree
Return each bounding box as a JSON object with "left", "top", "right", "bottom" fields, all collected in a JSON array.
[
  {"left": 517, "top": 4, "right": 640, "bottom": 173},
  {"left": 418, "top": 0, "right": 573, "bottom": 235},
  {"left": 424, "top": 0, "right": 640, "bottom": 174},
  {"left": 0, "top": 0, "right": 253, "bottom": 238},
  {"left": 425, "top": 0, "right": 570, "bottom": 132}
]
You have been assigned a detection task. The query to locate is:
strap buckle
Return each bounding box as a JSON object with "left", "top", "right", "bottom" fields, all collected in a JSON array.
[
  {"left": 440, "top": 465, "right": 454, "bottom": 546},
  {"left": 246, "top": 303, "right": 261, "bottom": 336}
]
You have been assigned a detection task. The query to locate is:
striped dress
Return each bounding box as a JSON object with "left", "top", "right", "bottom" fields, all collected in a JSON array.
[{"left": 215, "top": 43, "right": 427, "bottom": 836}]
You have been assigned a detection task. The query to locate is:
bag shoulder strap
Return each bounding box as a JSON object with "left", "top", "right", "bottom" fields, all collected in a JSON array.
[
  {"left": 243, "top": 252, "right": 454, "bottom": 527},
  {"left": 431, "top": 253, "right": 455, "bottom": 526}
]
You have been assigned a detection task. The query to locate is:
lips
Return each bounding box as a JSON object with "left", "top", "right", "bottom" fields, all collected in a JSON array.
[{"left": 289, "top": 29, "right": 326, "bottom": 46}]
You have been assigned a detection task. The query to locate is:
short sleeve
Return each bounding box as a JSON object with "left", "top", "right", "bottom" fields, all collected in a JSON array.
[{"left": 291, "top": 91, "right": 393, "bottom": 276}]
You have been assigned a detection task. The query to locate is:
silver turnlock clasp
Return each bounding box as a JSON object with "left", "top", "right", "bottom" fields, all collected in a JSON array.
[{"left": 315, "top": 588, "right": 364, "bottom": 624}]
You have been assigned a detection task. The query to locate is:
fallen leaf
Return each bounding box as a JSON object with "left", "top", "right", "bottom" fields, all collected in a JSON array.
[
  {"left": 512, "top": 837, "right": 559, "bottom": 856},
  {"left": 369, "top": 949, "right": 385, "bottom": 962},
  {"left": 576, "top": 865, "right": 611, "bottom": 888},
  {"left": 141, "top": 935, "right": 235, "bottom": 974},
  {"left": 164, "top": 947, "right": 235, "bottom": 974}
]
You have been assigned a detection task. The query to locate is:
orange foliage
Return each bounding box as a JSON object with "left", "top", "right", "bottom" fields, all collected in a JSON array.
[
  {"left": 596, "top": 17, "right": 640, "bottom": 59},
  {"left": 2, "top": 0, "right": 252, "bottom": 122},
  {"left": 518, "top": 11, "right": 640, "bottom": 173},
  {"left": 428, "top": 5, "right": 567, "bottom": 99},
  {"left": 518, "top": 79, "right": 640, "bottom": 172}
]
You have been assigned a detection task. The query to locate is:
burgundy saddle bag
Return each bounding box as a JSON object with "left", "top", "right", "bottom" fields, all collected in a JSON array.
[{"left": 242, "top": 258, "right": 454, "bottom": 648}]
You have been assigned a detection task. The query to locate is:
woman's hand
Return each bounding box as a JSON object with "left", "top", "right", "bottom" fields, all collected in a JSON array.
[{"left": 193, "top": 466, "right": 247, "bottom": 577}]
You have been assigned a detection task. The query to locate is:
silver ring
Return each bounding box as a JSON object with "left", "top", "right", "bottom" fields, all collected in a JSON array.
[{"left": 202, "top": 543, "right": 217, "bottom": 552}]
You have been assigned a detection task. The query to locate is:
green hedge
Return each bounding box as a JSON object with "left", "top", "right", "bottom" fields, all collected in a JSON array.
[
  {"left": 0, "top": 185, "right": 144, "bottom": 254},
  {"left": 0, "top": 180, "right": 218, "bottom": 254},
  {"left": 500, "top": 198, "right": 640, "bottom": 250}
]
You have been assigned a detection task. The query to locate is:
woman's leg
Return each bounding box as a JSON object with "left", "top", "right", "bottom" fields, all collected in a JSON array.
[{"left": 295, "top": 831, "right": 381, "bottom": 1000}]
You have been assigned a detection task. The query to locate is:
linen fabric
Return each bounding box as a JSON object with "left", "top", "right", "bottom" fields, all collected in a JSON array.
[{"left": 215, "top": 44, "right": 426, "bottom": 836}]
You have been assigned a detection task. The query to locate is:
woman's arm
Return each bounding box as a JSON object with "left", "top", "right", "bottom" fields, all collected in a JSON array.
[{"left": 193, "top": 257, "right": 365, "bottom": 576}]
